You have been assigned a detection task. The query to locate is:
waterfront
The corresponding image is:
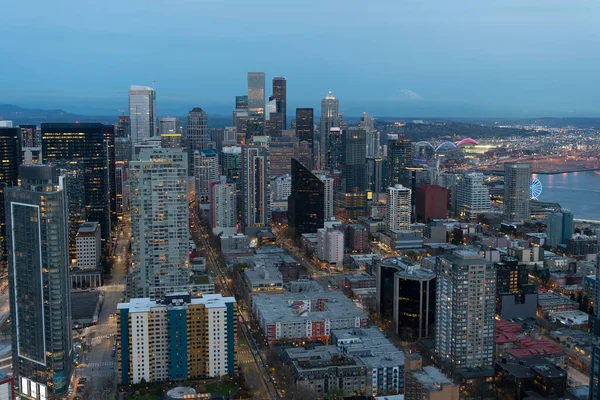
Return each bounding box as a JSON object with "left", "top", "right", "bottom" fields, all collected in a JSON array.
[{"left": 534, "top": 171, "right": 600, "bottom": 221}]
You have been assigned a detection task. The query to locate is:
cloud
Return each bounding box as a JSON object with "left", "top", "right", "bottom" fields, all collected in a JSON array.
[{"left": 390, "top": 89, "right": 425, "bottom": 101}]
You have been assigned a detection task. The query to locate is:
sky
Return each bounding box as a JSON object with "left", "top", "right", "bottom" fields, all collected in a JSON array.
[{"left": 2, "top": 0, "right": 600, "bottom": 117}]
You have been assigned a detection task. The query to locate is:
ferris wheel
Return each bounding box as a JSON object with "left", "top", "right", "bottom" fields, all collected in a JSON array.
[{"left": 530, "top": 177, "right": 543, "bottom": 200}]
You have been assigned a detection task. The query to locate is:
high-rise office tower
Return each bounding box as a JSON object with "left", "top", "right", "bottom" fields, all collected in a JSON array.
[
  {"left": 158, "top": 117, "right": 179, "bottom": 135},
  {"left": 104, "top": 125, "right": 117, "bottom": 227},
  {"left": 19, "top": 125, "right": 36, "bottom": 147},
  {"left": 6, "top": 165, "right": 72, "bottom": 398},
  {"left": 41, "top": 123, "right": 110, "bottom": 258},
  {"left": 367, "top": 157, "right": 387, "bottom": 197},
  {"left": 115, "top": 137, "right": 132, "bottom": 163},
  {"left": 388, "top": 139, "right": 412, "bottom": 186},
  {"left": 359, "top": 112, "right": 375, "bottom": 130},
  {"left": 187, "top": 107, "right": 208, "bottom": 173},
  {"left": 115, "top": 162, "right": 127, "bottom": 216},
  {"left": 342, "top": 128, "right": 367, "bottom": 193},
  {"left": 366, "top": 129, "right": 380, "bottom": 158},
  {"left": 0, "top": 127, "right": 21, "bottom": 270},
  {"left": 129, "top": 85, "right": 156, "bottom": 144},
  {"left": 247, "top": 72, "right": 265, "bottom": 137},
  {"left": 288, "top": 159, "right": 325, "bottom": 238},
  {"left": 456, "top": 172, "right": 490, "bottom": 221},
  {"left": 235, "top": 95, "right": 248, "bottom": 110},
  {"left": 241, "top": 144, "right": 269, "bottom": 235},
  {"left": 221, "top": 146, "right": 242, "bottom": 190},
  {"left": 504, "top": 162, "right": 531, "bottom": 224},
  {"left": 315, "top": 172, "right": 335, "bottom": 221},
  {"left": 435, "top": 251, "right": 496, "bottom": 372},
  {"left": 326, "top": 127, "right": 344, "bottom": 171},
  {"left": 265, "top": 97, "right": 277, "bottom": 123},
  {"left": 116, "top": 115, "right": 130, "bottom": 138},
  {"left": 160, "top": 133, "right": 183, "bottom": 149},
  {"left": 296, "top": 108, "right": 314, "bottom": 168},
  {"left": 387, "top": 184, "right": 412, "bottom": 231},
  {"left": 211, "top": 177, "right": 237, "bottom": 235},
  {"left": 298, "top": 141, "right": 312, "bottom": 171},
  {"left": 272, "top": 77, "right": 287, "bottom": 131},
  {"left": 117, "top": 293, "right": 237, "bottom": 384},
  {"left": 129, "top": 148, "right": 190, "bottom": 298},
  {"left": 547, "top": 210, "right": 574, "bottom": 247},
  {"left": 269, "top": 131, "right": 299, "bottom": 177},
  {"left": 320, "top": 91, "right": 340, "bottom": 169},
  {"left": 194, "top": 149, "right": 219, "bottom": 209}
]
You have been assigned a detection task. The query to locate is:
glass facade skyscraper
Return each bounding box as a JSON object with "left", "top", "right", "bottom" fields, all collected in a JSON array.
[
  {"left": 187, "top": 107, "right": 208, "bottom": 174},
  {"left": 387, "top": 139, "right": 412, "bottom": 186},
  {"left": 128, "top": 85, "right": 156, "bottom": 144},
  {"left": 247, "top": 72, "right": 265, "bottom": 118},
  {"left": 6, "top": 165, "right": 72, "bottom": 398},
  {"left": 295, "top": 108, "right": 314, "bottom": 169},
  {"left": 288, "top": 158, "right": 324, "bottom": 238},
  {"left": 41, "top": 122, "right": 110, "bottom": 258},
  {"left": 503, "top": 162, "right": 531, "bottom": 224},
  {"left": 272, "top": 77, "right": 287, "bottom": 132},
  {"left": 241, "top": 144, "right": 269, "bottom": 235},
  {"left": 320, "top": 91, "right": 340, "bottom": 169},
  {"left": 0, "top": 127, "right": 21, "bottom": 270}
]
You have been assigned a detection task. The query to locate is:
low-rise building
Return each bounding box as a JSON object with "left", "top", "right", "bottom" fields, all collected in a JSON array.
[
  {"left": 537, "top": 292, "right": 579, "bottom": 317},
  {"left": 495, "top": 356, "right": 567, "bottom": 399},
  {"left": 220, "top": 233, "right": 250, "bottom": 253},
  {"left": 242, "top": 265, "right": 284, "bottom": 297},
  {"left": 344, "top": 273, "right": 376, "bottom": 290},
  {"left": 252, "top": 291, "right": 368, "bottom": 344},
  {"left": 404, "top": 353, "right": 458, "bottom": 400}
]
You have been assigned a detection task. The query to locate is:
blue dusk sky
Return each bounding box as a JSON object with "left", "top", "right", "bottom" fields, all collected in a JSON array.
[{"left": 1, "top": 0, "right": 599, "bottom": 117}]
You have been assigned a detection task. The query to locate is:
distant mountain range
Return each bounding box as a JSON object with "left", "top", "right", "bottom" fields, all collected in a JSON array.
[{"left": 2, "top": 103, "right": 600, "bottom": 129}]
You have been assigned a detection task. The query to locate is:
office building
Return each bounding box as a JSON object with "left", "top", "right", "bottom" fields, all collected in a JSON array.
[
  {"left": 103, "top": 124, "right": 117, "bottom": 228},
  {"left": 272, "top": 174, "right": 291, "bottom": 201},
  {"left": 320, "top": 91, "right": 340, "bottom": 169},
  {"left": 129, "top": 148, "right": 190, "bottom": 298},
  {"left": 547, "top": 210, "right": 574, "bottom": 247},
  {"left": 76, "top": 221, "right": 101, "bottom": 270},
  {"left": 19, "top": 125, "right": 36, "bottom": 147},
  {"left": 116, "top": 115, "right": 130, "bottom": 138},
  {"left": 241, "top": 145, "right": 269, "bottom": 235},
  {"left": 129, "top": 85, "right": 156, "bottom": 144},
  {"left": 117, "top": 293, "right": 237, "bottom": 384},
  {"left": 326, "top": 127, "right": 344, "bottom": 171},
  {"left": 388, "top": 139, "right": 412, "bottom": 186},
  {"left": 115, "top": 136, "right": 132, "bottom": 163},
  {"left": 567, "top": 234, "right": 598, "bottom": 256},
  {"left": 365, "top": 129, "right": 380, "bottom": 158},
  {"left": 504, "top": 162, "right": 531, "bottom": 224},
  {"left": 404, "top": 354, "right": 459, "bottom": 400},
  {"left": 347, "top": 224, "right": 369, "bottom": 252},
  {"left": 387, "top": 184, "right": 411, "bottom": 231},
  {"left": 6, "top": 165, "right": 72, "bottom": 397},
  {"left": 235, "top": 95, "right": 248, "bottom": 110},
  {"left": 248, "top": 72, "right": 265, "bottom": 120},
  {"left": 211, "top": 177, "right": 237, "bottom": 235},
  {"left": 271, "top": 77, "right": 287, "bottom": 133},
  {"left": 415, "top": 185, "right": 448, "bottom": 221},
  {"left": 187, "top": 107, "right": 208, "bottom": 173},
  {"left": 375, "top": 257, "right": 435, "bottom": 338},
  {"left": 269, "top": 131, "right": 299, "bottom": 177},
  {"left": 288, "top": 159, "right": 324, "bottom": 238},
  {"left": 367, "top": 157, "right": 387, "bottom": 197},
  {"left": 0, "top": 128, "right": 21, "bottom": 270},
  {"left": 317, "top": 228, "right": 344, "bottom": 268},
  {"left": 160, "top": 133, "right": 183, "bottom": 149},
  {"left": 115, "top": 162, "right": 127, "bottom": 216},
  {"left": 295, "top": 108, "right": 314, "bottom": 168},
  {"left": 194, "top": 149, "right": 219, "bottom": 209},
  {"left": 456, "top": 172, "right": 490, "bottom": 221},
  {"left": 41, "top": 122, "right": 110, "bottom": 258},
  {"left": 342, "top": 128, "right": 367, "bottom": 193},
  {"left": 435, "top": 251, "right": 496, "bottom": 370},
  {"left": 158, "top": 116, "right": 179, "bottom": 135}
]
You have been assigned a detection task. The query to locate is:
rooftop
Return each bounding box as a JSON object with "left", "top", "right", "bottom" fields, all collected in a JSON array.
[
  {"left": 409, "top": 366, "right": 455, "bottom": 392},
  {"left": 77, "top": 221, "right": 99, "bottom": 234},
  {"left": 118, "top": 293, "right": 235, "bottom": 313},
  {"left": 331, "top": 327, "right": 405, "bottom": 368}
]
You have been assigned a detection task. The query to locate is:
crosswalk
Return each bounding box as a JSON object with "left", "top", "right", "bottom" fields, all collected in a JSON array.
[
  {"left": 90, "top": 334, "right": 116, "bottom": 344},
  {"left": 86, "top": 362, "right": 116, "bottom": 368}
]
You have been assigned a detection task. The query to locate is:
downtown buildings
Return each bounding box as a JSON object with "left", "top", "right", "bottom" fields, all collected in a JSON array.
[
  {"left": 187, "top": 107, "right": 208, "bottom": 172},
  {"left": 288, "top": 159, "right": 324, "bottom": 238},
  {"left": 0, "top": 127, "right": 21, "bottom": 270},
  {"left": 129, "top": 85, "right": 156, "bottom": 144},
  {"left": 456, "top": 172, "right": 490, "bottom": 221},
  {"left": 320, "top": 92, "right": 340, "bottom": 169},
  {"left": 241, "top": 144, "right": 270, "bottom": 236},
  {"left": 504, "top": 162, "right": 531, "bottom": 224},
  {"left": 387, "top": 184, "right": 412, "bottom": 231},
  {"left": 6, "top": 165, "right": 72, "bottom": 398},
  {"left": 117, "top": 293, "right": 237, "bottom": 384}
]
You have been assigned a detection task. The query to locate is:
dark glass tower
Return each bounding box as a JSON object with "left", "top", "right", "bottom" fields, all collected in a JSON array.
[
  {"left": 104, "top": 125, "right": 116, "bottom": 228},
  {"left": 19, "top": 125, "right": 37, "bottom": 147},
  {"left": 272, "top": 77, "right": 287, "bottom": 131},
  {"left": 288, "top": 159, "right": 324, "bottom": 238},
  {"left": 235, "top": 95, "right": 248, "bottom": 110},
  {"left": 342, "top": 128, "right": 367, "bottom": 193},
  {"left": 0, "top": 127, "right": 21, "bottom": 270},
  {"left": 295, "top": 108, "right": 314, "bottom": 146},
  {"left": 41, "top": 123, "right": 110, "bottom": 258},
  {"left": 388, "top": 139, "right": 412, "bottom": 186},
  {"left": 6, "top": 165, "right": 72, "bottom": 397}
]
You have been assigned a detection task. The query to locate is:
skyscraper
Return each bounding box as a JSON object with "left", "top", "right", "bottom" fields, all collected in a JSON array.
[
  {"left": 158, "top": 117, "right": 179, "bottom": 134},
  {"left": 320, "top": 92, "right": 340, "bottom": 169},
  {"left": 272, "top": 77, "right": 287, "bottom": 131},
  {"left": 116, "top": 115, "right": 130, "bottom": 138},
  {"left": 504, "top": 162, "right": 531, "bottom": 224},
  {"left": 387, "top": 184, "right": 412, "bottom": 231},
  {"left": 187, "top": 107, "right": 208, "bottom": 173},
  {"left": 435, "top": 251, "right": 495, "bottom": 371},
  {"left": 129, "top": 85, "right": 156, "bottom": 144},
  {"left": 248, "top": 72, "right": 265, "bottom": 119},
  {"left": 456, "top": 172, "right": 490, "bottom": 221},
  {"left": 194, "top": 149, "right": 219, "bottom": 209},
  {"left": 0, "top": 127, "right": 21, "bottom": 270},
  {"left": 235, "top": 95, "right": 248, "bottom": 110},
  {"left": 269, "top": 131, "right": 299, "bottom": 177},
  {"left": 547, "top": 210, "right": 574, "bottom": 247},
  {"left": 221, "top": 146, "right": 242, "bottom": 190},
  {"left": 342, "top": 128, "right": 367, "bottom": 193},
  {"left": 241, "top": 144, "right": 269, "bottom": 235},
  {"left": 211, "top": 177, "right": 237, "bottom": 235},
  {"left": 41, "top": 123, "right": 110, "bottom": 258},
  {"left": 326, "top": 127, "right": 344, "bottom": 171},
  {"left": 6, "top": 165, "right": 72, "bottom": 398},
  {"left": 288, "top": 159, "right": 325, "bottom": 238},
  {"left": 104, "top": 124, "right": 117, "bottom": 227},
  {"left": 388, "top": 139, "right": 412, "bottom": 186},
  {"left": 19, "top": 125, "right": 36, "bottom": 147},
  {"left": 129, "top": 148, "right": 190, "bottom": 298},
  {"left": 295, "top": 108, "right": 314, "bottom": 168}
]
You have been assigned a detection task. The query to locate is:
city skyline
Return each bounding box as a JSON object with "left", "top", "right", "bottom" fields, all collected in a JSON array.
[{"left": 2, "top": 1, "right": 600, "bottom": 117}]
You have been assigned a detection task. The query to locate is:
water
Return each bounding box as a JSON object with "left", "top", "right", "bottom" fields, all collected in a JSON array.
[{"left": 533, "top": 171, "right": 600, "bottom": 221}]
